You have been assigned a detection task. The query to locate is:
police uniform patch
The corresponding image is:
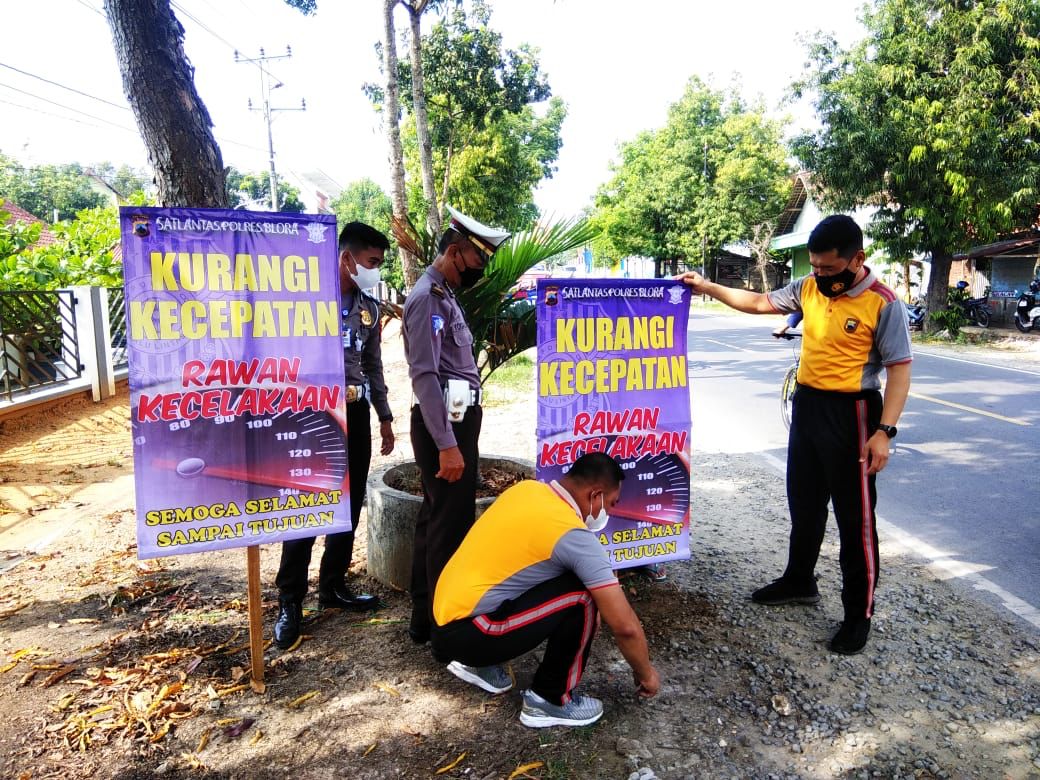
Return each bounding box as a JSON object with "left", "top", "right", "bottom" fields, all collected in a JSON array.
[
  {"left": 432, "top": 314, "right": 445, "bottom": 335},
  {"left": 844, "top": 318, "right": 860, "bottom": 333},
  {"left": 361, "top": 309, "right": 374, "bottom": 327}
]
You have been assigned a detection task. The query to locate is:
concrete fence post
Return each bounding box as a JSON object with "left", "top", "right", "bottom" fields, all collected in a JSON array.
[{"left": 72, "top": 286, "right": 116, "bottom": 402}]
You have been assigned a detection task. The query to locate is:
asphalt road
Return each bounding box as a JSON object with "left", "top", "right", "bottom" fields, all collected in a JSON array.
[{"left": 688, "top": 310, "right": 1040, "bottom": 632}]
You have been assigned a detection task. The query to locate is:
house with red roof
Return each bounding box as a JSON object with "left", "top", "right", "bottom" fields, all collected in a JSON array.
[{"left": 1, "top": 201, "right": 57, "bottom": 249}]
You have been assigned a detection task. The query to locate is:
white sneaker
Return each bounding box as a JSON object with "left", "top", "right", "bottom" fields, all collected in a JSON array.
[
  {"left": 519, "top": 689, "right": 603, "bottom": 728},
  {"left": 446, "top": 661, "right": 513, "bottom": 694}
]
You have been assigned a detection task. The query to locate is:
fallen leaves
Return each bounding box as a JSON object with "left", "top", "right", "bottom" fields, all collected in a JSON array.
[
  {"left": 27, "top": 626, "right": 258, "bottom": 755},
  {"left": 220, "top": 717, "right": 255, "bottom": 738},
  {"left": 286, "top": 690, "right": 319, "bottom": 709},
  {"left": 0, "top": 647, "right": 44, "bottom": 673},
  {"left": 435, "top": 752, "right": 467, "bottom": 774},
  {"left": 41, "top": 665, "right": 76, "bottom": 688},
  {"left": 509, "top": 761, "right": 545, "bottom": 779},
  {"left": 373, "top": 681, "right": 400, "bottom": 697}
]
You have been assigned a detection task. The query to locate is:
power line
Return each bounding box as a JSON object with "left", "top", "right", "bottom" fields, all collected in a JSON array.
[
  {"left": 169, "top": 0, "right": 286, "bottom": 86},
  {"left": 0, "top": 82, "right": 265, "bottom": 156},
  {"left": 72, "top": 0, "right": 105, "bottom": 18},
  {"left": 0, "top": 81, "right": 135, "bottom": 132},
  {"left": 0, "top": 61, "right": 129, "bottom": 112},
  {"left": 0, "top": 97, "right": 137, "bottom": 135}
]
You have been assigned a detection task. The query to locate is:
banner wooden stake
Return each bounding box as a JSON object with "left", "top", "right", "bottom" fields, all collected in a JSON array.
[{"left": 247, "top": 545, "right": 266, "bottom": 692}]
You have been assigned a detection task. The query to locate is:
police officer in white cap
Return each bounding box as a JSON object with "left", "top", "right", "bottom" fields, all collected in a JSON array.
[{"left": 403, "top": 206, "right": 511, "bottom": 645}]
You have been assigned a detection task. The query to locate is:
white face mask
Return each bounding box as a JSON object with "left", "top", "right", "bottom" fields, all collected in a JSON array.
[
  {"left": 585, "top": 493, "right": 610, "bottom": 532},
  {"left": 350, "top": 263, "right": 381, "bottom": 291}
]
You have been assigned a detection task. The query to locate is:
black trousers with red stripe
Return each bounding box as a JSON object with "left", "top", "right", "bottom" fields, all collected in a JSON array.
[
  {"left": 783, "top": 385, "right": 882, "bottom": 621},
  {"left": 431, "top": 573, "right": 599, "bottom": 705},
  {"left": 276, "top": 399, "right": 372, "bottom": 601}
]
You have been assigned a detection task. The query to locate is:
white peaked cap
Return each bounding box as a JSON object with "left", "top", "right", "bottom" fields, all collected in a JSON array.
[{"left": 445, "top": 205, "right": 512, "bottom": 251}]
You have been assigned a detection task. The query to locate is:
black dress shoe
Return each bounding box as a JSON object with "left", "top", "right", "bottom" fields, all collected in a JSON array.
[
  {"left": 317, "top": 585, "right": 379, "bottom": 612},
  {"left": 273, "top": 598, "right": 302, "bottom": 649},
  {"left": 829, "top": 618, "right": 871, "bottom": 655}
]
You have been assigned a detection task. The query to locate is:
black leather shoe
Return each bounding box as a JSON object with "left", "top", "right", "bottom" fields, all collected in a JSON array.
[
  {"left": 318, "top": 584, "right": 379, "bottom": 612},
  {"left": 273, "top": 598, "right": 302, "bottom": 649},
  {"left": 829, "top": 618, "right": 870, "bottom": 655},
  {"left": 751, "top": 577, "right": 821, "bottom": 606}
]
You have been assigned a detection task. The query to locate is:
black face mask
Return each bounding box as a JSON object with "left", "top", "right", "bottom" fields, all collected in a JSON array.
[
  {"left": 459, "top": 265, "right": 485, "bottom": 289},
  {"left": 814, "top": 266, "right": 857, "bottom": 298}
]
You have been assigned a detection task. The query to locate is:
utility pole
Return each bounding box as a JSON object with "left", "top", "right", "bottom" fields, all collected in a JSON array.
[{"left": 235, "top": 46, "right": 305, "bottom": 211}]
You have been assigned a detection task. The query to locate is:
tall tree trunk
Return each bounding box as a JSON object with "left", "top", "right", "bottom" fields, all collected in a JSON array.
[
  {"left": 382, "top": 0, "right": 419, "bottom": 289},
  {"left": 924, "top": 248, "right": 953, "bottom": 335},
  {"left": 406, "top": 2, "right": 440, "bottom": 234},
  {"left": 103, "top": 0, "right": 227, "bottom": 207}
]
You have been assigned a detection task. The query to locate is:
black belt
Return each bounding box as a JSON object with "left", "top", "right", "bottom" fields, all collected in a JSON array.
[{"left": 795, "top": 383, "right": 880, "bottom": 401}]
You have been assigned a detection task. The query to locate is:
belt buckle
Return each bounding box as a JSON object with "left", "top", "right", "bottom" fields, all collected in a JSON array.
[{"left": 345, "top": 385, "right": 359, "bottom": 403}]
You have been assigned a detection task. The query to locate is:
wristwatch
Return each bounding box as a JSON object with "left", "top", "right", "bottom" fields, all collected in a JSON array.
[{"left": 877, "top": 424, "right": 897, "bottom": 439}]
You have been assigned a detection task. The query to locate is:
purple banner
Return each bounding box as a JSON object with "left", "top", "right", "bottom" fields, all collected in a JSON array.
[
  {"left": 536, "top": 278, "right": 692, "bottom": 569},
  {"left": 119, "top": 207, "right": 349, "bottom": 559}
]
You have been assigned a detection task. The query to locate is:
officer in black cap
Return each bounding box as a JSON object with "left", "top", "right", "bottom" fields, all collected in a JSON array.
[
  {"left": 403, "top": 206, "right": 510, "bottom": 644},
  {"left": 273, "top": 221, "right": 396, "bottom": 649}
]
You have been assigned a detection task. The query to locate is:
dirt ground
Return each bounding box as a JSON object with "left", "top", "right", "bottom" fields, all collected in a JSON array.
[{"left": 1, "top": 323, "right": 1038, "bottom": 780}]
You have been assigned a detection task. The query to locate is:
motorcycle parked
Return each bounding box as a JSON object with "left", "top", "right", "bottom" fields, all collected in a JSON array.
[
  {"left": 954, "top": 281, "right": 992, "bottom": 328},
  {"left": 1013, "top": 278, "right": 1040, "bottom": 333},
  {"left": 906, "top": 298, "right": 926, "bottom": 330}
]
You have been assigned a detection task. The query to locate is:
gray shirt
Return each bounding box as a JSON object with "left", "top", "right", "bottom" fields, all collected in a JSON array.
[
  {"left": 342, "top": 289, "right": 392, "bottom": 422},
  {"left": 402, "top": 267, "right": 480, "bottom": 450}
]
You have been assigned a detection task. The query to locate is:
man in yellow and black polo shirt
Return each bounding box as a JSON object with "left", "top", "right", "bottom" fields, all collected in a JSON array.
[
  {"left": 431, "top": 452, "right": 660, "bottom": 728},
  {"left": 681, "top": 215, "right": 912, "bottom": 655}
]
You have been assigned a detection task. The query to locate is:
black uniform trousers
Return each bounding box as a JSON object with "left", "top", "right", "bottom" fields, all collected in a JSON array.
[
  {"left": 431, "top": 573, "right": 598, "bottom": 706},
  {"left": 784, "top": 384, "right": 882, "bottom": 621},
  {"left": 275, "top": 399, "right": 372, "bottom": 601},
  {"left": 408, "top": 403, "right": 482, "bottom": 635}
]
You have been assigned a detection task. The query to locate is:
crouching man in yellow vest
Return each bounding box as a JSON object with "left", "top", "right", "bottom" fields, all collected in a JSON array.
[{"left": 430, "top": 452, "right": 660, "bottom": 728}]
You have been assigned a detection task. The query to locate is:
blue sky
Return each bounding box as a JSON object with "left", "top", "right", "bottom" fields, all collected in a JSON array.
[{"left": 1, "top": 0, "right": 867, "bottom": 216}]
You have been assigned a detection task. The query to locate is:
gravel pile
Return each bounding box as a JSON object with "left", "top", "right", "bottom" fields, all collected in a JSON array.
[{"left": 571, "top": 450, "right": 1040, "bottom": 780}]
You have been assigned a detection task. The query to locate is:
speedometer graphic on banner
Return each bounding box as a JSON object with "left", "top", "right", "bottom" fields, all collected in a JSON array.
[
  {"left": 611, "top": 450, "right": 690, "bottom": 525},
  {"left": 133, "top": 385, "right": 349, "bottom": 494}
]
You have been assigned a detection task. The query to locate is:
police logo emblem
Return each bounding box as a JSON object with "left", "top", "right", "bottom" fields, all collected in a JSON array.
[
  {"left": 830, "top": 280, "right": 847, "bottom": 294},
  {"left": 305, "top": 222, "right": 329, "bottom": 243},
  {"left": 131, "top": 215, "right": 150, "bottom": 238},
  {"left": 545, "top": 285, "right": 559, "bottom": 306},
  {"left": 844, "top": 318, "right": 859, "bottom": 333},
  {"left": 431, "top": 314, "right": 445, "bottom": 334},
  {"left": 361, "top": 309, "right": 374, "bottom": 327}
]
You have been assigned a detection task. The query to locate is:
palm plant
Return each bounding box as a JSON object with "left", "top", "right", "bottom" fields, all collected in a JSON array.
[{"left": 393, "top": 214, "right": 600, "bottom": 384}]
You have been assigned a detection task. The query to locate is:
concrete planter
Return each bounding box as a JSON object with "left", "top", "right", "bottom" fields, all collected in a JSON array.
[{"left": 365, "top": 454, "right": 535, "bottom": 590}]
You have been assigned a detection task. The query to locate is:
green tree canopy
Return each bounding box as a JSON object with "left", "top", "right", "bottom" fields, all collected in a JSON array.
[
  {"left": 592, "top": 77, "right": 792, "bottom": 276},
  {"left": 330, "top": 178, "right": 403, "bottom": 290},
  {"left": 370, "top": 0, "right": 560, "bottom": 230},
  {"left": 0, "top": 152, "right": 110, "bottom": 221},
  {"left": 225, "top": 167, "right": 305, "bottom": 213},
  {"left": 792, "top": 0, "right": 1040, "bottom": 317},
  {"left": 0, "top": 204, "right": 121, "bottom": 290}
]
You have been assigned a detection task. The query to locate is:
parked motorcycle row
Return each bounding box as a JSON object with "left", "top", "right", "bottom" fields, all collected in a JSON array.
[
  {"left": 905, "top": 278, "right": 1040, "bottom": 334},
  {"left": 1014, "top": 278, "right": 1040, "bottom": 333}
]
